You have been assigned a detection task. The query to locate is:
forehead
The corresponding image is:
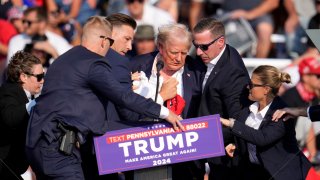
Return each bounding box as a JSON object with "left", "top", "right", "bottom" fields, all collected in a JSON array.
[
  {"left": 24, "top": 11, "right": 37, "bottom": 19},
  {"left": 164, "top": 41, "right": 189, "bottom": 51},
  {"left": 114, "top": 25, "right": 134, "bottom": 34},
  {"left": 193, "top": 30, "right": 213, "bottom": 42}
]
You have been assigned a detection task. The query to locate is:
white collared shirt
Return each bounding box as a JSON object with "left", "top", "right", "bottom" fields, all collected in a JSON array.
[
  {"left": 202, "top": 45, "right": 226, "bottom": 90},
  {"left": 133, "top": 53, "right": 184, "bottom": 117},
  {"left": 245, "top": 101, "right": 272, "bottom": 164},
  {"left": 144, "top": 54, "right": 184, "bottom": 104}
]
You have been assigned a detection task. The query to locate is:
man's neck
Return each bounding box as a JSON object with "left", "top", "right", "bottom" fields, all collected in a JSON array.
[{"left": 161, "top": 68, "right": 177, "bottom": 79}]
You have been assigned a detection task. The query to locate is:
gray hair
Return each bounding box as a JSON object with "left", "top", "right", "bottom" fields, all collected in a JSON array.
[{"left": 156, "top": 23, "right": 192, "bottom": 49}]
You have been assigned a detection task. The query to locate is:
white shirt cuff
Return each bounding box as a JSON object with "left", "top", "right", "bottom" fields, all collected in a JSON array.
[
  {"left": 159, "top": 106, "right": 169, "bottom": 119},
  {"left": 157, "top": 94, "right": 164, "bottom": 104}
]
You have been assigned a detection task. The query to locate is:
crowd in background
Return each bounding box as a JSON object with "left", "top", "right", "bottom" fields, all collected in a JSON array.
[{"left": 0, "top": 0, "right": 320, "bottom": 179}]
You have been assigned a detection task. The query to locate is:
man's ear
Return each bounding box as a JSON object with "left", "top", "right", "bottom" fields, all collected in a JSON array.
[
  {"left": 218, "top": 36, "right": 225, "bottom": 48},
  {"left": 20, "top": 73, "right": 27, "bottom": 83}
]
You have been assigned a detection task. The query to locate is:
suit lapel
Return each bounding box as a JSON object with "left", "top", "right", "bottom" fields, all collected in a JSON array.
[
  {"left": 182, "top": 68, "right": 192, "bottom": 118},
  {"left": 259, "top": 97, "right": 283, "bottom": 129},
  {"left": 145, "top": 58, "right": 155, "bottom": 79},
  {"left": 203, "top": 45, "right": 229, "bottom": 93}
]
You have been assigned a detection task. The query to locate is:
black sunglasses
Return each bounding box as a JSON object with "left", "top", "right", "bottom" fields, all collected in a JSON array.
[
  {"left": 247, "top": 82, "right": 267, "bottom": 89},
  {"left": 99, "top": 35, "right": 114, "bottom": 46},
  {"left": 22, "top": 19, "right": 40, "bottom": 27},
  {"left": 126, "top": 0, "right": 144, "bottom": 3},
  {"left": 26, "top": 72, "right": 45, "bottom": 82},
  {"left": 49, "top": 10, "right": 60, "bottom": 17},
  {"left": 193, "top": 35, "right": 224, "bottom": 51}
]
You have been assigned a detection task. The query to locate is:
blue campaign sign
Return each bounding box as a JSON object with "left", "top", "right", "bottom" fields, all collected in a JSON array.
[{"left": 94, "top": 115, "right": 225, "bottom": 175}]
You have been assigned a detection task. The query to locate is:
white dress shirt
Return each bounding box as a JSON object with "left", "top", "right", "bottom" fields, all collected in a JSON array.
[
  {"left": 133, "top": 53, "right": 184, "bottom": 117},
  {"left": 245, "top": 101, "right": 272, "bottom": 164},
  {"left": 202, "top": 45, "right": 226, "bottom": 91}
]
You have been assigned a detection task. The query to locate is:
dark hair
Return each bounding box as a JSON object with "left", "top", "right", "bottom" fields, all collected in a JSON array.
[
  {"left": 253, "top": 65, "right": 291, "bottom": 97},
  {"left": 106, "top": 13, "right": 137, "bottom": 30},
  {"left": 7, "top": 51, "right": 42, "bottom": 83},
  {"left": 24, "top": 7, "right": 48, "bottom": 22},
  {"left": 193, "top": 17, "right": 225, "bottom": 38}
]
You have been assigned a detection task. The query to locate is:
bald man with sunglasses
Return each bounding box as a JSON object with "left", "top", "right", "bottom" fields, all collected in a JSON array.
[{"left": 192, "top": 18, "right": 251, "bottom": 180}]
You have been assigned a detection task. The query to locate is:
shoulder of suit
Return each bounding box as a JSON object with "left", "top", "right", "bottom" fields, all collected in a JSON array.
[{"left": 0, "top": 82, "right": 25, "bottom": 98}]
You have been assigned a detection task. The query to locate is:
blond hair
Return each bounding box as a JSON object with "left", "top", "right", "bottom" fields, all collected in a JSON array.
[{"left": 253, "top": 65, "right": 291, "bottom": 97}]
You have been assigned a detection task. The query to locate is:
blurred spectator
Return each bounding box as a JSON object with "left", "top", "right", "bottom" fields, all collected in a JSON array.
[
  {"left": 284, "top": 0, "right": 308, "bottom": 58},
  {"left": 281, "top": 57, "right": 320, "bottom": 162},
  {"left": 0, "top": 0, "right": 23, "bottom": 20},
  {"left": 156, "top": 0, "right": 178, "bottom": 21},
  {"left": 7, "top": 6, "right": 25, "bottom": 33},
  {"left": 281, "top": 0, "right": 320, "bottom": 89},
  {"left": 46, "top": 0, "right": 98, "bottom": 26},
  {"left": 23, "top": 0, "right": 44, "bottom": 7},
  {"left": 221, "top": 0, "right": 279, "bottom": 58},
  {"left": 45, "top": 6, "right": 82, "bottom": 45},
  {"left": 292, "top": 0, "right": 317, "bottom": 29},
  {"left": 7, "top": 7, "right": 72, "bottom": 66},
  {"left": 122, "top": 0, "right": 175, "bottom": 33},
  {"left": 309, "top": 0, "right": 320, "bottom": 29},
  {"left": 133, "top": 24, "right": 156, "bottom": 55},
  {"left": 189, "top": 0, "right": 204, "bottom": 29},
  {"left": 0, "top": 19, "right": 18, "bottom": 85}
]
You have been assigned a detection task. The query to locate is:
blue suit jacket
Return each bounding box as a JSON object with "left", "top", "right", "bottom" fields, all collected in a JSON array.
[
  {"left": 232, "top": 97, "right": 312, "bottom": 179},
  {"left": 26, "top": 46, "right": 161, "bottom": 148},
  {"left": 130, "top": 51, "right": 205, "bottom": 119}
]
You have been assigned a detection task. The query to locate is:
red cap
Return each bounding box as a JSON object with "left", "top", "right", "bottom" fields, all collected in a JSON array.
[{"left": 298, "top": 57, "right": 320, "bottom": 76}]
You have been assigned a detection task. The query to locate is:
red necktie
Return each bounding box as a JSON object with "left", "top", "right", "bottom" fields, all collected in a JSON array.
[{"left": 166, "top": 95, "right": 185, "bottom": 116}]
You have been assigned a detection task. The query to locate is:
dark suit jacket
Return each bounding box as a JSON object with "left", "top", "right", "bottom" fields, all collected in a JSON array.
[
  {"left": 105, "top": 49, "right": 141, "bottom": 126},
  {"left": 197, "top": 45, "right": 250, "bottom": 169},
  {"left": 26, "top": 46, "right": 162, "bottom": 148},
  {"left": 130, "top": 51, "right": 205, "bottom": 119},
  {"left": 232, "top": 97, "right": 312, "bottom": 180},
  {"left": 0, "top": 82, "right": 30, "bottom": 176},
  {"left": 309, "top": 105, "right": 320, "bottom": 122}
]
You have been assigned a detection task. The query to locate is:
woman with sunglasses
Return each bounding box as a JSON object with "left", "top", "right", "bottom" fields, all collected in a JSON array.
[
  {"left": 0, "top": 51, "right": 44, "bottom": 179},
  {"left": 221, "top": 65, "right": 312, "bottom": 180}
]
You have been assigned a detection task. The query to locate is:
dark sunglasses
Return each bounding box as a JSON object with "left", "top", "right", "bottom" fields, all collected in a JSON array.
[
  {"left": 126, "top": 0, "right": 144, "bottom": 3},
  {"left": 193, "top": 35, "right": 224, "bottom": 51},
  {"left": 247, "top": 82, "right": 267, "bottom": 89},
  {"left": 50, "top": 10, "right": 60, "bottom": 17},
  {"left": 26, "top": 72, "right": 45, "bottom": 82},
  {"left": 100, "top": 35, "right": 114, "bottom": 46},
  {"left": 22, "top": 19, "right": 40, "bottom": 27}
]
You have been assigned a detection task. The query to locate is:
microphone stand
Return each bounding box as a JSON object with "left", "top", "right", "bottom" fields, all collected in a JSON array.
[
  {"left": 155, "top": 70, "right": 161, "bottom": 103},
  {"left": 154, "top": 60, "right": 164, "bottom": 103}
]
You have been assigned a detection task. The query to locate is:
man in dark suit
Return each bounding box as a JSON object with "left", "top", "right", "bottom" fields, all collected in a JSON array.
[
  {"left": 192, "top": 17, "right": 251, "bottom": 179},
  {"left": 81, "top": 13, "right": 138, "bottom": 180},
  {"left": 0, "top": 51, "right": 44, "bottom": 179},
  {"left": 25, "top": 16, "right": 183, "bottom": 180},
  {"left": 130, "top": 23, "right": 205, "bottom": 179},
  {"left": 104, "top": 13, "right": 139, "bottom": 125}
]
